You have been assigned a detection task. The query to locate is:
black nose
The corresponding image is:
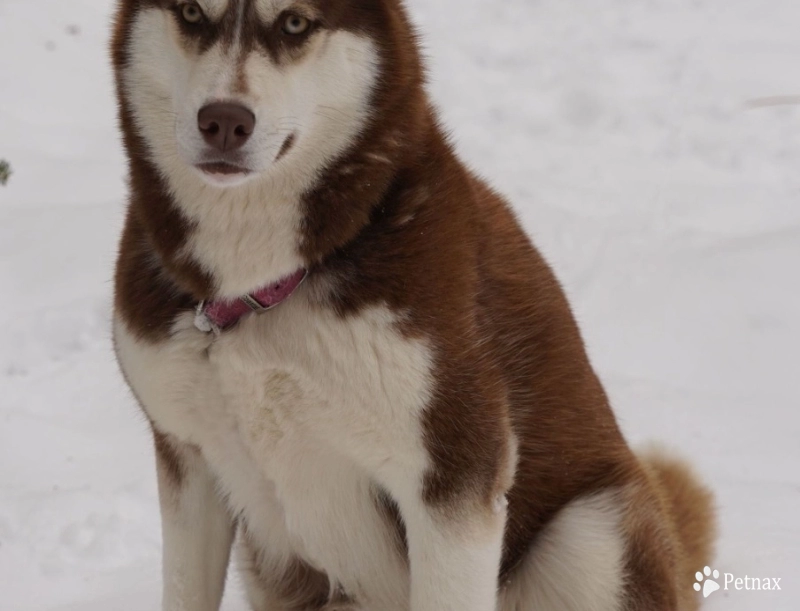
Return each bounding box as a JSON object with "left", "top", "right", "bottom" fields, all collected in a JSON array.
[{"left": 197, "top": 103, "right": 256, "bottom": 152}]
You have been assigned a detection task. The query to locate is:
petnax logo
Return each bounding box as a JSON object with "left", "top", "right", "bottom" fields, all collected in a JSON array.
[{"left": 693, "top": 565, "right": 782, "bottom": 599}]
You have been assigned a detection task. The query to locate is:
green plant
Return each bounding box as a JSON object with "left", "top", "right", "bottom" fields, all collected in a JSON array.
[{"left": 0, "top": 160, "right": 11, "bottom": 186}]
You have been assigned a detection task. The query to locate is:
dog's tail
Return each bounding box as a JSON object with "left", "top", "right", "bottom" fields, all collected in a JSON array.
[{"left": 640, "top": 449, "right": 717, "bottom": 588}]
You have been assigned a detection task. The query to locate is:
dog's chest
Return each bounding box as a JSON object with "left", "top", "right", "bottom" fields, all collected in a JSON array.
[{"left": 114, "top": 299, "right": 431, "bottom": 606}]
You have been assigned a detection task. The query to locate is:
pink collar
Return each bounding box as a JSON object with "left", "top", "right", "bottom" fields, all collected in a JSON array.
[{"left": 194, "top": 269, "right": 308, "bottom": 333}]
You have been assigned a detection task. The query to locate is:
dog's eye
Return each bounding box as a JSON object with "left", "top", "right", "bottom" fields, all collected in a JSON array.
[
  {"left": 180, "top": 3, "right": 204, "bottom": 25},
  {"left": 282, "top": 14, "right": 311, "bottom": 35}
]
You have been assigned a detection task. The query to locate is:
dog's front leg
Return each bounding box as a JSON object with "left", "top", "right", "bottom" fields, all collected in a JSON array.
[
  {"left": 154, "top": 429, "right": 235, "bottom": 611},
  {"left": 401, "top": 494, "right": 506, "bottom": 611}
]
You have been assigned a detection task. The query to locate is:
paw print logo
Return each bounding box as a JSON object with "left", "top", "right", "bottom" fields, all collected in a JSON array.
[{"left": 694, "top": 566, "right": 720, "bottom": 598}]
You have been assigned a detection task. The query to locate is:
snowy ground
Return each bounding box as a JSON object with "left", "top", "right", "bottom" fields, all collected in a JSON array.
[{"left": 1, "top": 0, "right": 799, "bottom": 609}]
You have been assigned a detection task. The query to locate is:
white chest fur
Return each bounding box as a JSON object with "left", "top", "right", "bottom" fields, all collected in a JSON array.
[{"left": 114, "top": 295, "right": 433, "bottom": 608}]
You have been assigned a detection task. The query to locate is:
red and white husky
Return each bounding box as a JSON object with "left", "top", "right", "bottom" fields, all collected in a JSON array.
[{"left": 111, "top": 1, "right": 716, "bottom": 610}]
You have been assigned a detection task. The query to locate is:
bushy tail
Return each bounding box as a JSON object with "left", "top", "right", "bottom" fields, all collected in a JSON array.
[{"left": 640, "top": 449, "right": 717, "bottom": 589}]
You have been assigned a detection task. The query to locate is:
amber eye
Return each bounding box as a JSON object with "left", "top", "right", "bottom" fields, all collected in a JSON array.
[
  {"left": 282, "top": 14, "right": 311, "bottom": 35},
  {"left": 180, "top": 3, "right": 204, "bottom": 25}
]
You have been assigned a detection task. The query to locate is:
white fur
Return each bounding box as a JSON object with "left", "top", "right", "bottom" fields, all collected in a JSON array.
[
  {"left": 123, "top": 8, "right": 379, "bottom": 297},
  {"left": 115, "top": 293, "right": 436, "bottom": 610},
  {"left": 156, "top": 442, "right": 234, "bottom": 611},
  {"left": 198, "top": 0, "right": 231, "bottom": 21},
  {"left": 499, "top": 491, "right": 627, "bottom": 611},
  {"left": 403, "top": 501, "right": 506, "bottom": 611}
]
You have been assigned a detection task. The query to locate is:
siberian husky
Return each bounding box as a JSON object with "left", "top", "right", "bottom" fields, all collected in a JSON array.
[{"left": 110, "top": 1, "right": 716, "bottom": 610}]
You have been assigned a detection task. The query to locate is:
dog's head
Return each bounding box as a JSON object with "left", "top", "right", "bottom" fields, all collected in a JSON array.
[{"left": 112, "top": 0, "right": 419, "bottom": 191}]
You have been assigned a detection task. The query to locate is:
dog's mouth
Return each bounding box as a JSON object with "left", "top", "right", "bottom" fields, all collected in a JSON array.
[{"left": 197, "top": 161, "right": 251, "bottom": 176}]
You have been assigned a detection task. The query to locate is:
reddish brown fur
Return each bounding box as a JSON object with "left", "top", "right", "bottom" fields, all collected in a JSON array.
[
  {"left": 636, "top": 451, "right": 718, "bottom": 611},
  {"left": 152, "top": 428, "right": 187, "bottom": 488},
  {"left": 112, "top": 0, "right": 716, "bottom": 608},
  {"left": 239, "top": 532, "right": 336, "bottom": 610}
]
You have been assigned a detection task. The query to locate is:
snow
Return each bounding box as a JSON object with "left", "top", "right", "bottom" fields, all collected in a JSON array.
[{"left": 1, "top": 0, "right": 798, "bottom": 609}]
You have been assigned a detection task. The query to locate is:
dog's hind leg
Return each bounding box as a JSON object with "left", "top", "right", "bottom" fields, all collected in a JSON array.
[
  {"left": 499, "top": 466, "right": 714, "bottom": 611},
  {"left": 498, "top": 490, "right": 627, "bottom": 611}
]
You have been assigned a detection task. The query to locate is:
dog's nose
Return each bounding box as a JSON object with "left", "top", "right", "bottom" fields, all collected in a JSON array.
[{"left": 197, "top": 103, "right": 256, "bottom": 152}]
